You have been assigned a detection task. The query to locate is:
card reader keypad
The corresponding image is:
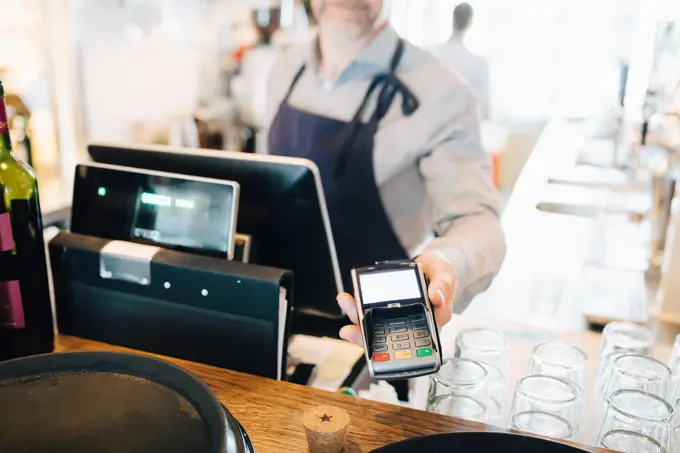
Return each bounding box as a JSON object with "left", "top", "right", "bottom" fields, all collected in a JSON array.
[{"left": 371, "top": 315, "right": 434, "bottom": 369}]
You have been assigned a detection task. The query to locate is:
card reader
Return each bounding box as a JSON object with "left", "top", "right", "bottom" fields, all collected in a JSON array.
[{"left": 352, "top": 260, "right": 442, "bottom": 380}]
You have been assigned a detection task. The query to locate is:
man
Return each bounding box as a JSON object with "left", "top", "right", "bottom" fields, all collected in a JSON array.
[
  {"left": 266, "top": 0, "right": 505, "bottom": 344},
  {"left": 431, "top": 3, "right": 491, "bottom": 120}
]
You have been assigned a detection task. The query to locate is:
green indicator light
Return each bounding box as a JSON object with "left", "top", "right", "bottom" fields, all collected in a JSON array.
[{"left": 98, "top": 187, "right": 107, "bottom": 197}]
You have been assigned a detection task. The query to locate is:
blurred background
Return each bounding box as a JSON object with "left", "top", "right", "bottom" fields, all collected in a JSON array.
[
  {"left": 2, "top": 0, "right": 679, "bottom": 207},
  {"left": 3, "top": 0, "right": 680, "bottom": 329}
]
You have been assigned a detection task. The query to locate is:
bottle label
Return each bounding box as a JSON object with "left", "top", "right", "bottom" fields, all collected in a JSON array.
[
  {"left": 0, "top": 208, "right": 25, "bottom": 329},
  {"left": 0, "top": 280, "right": 26, "bottom": 329},
  {"left": 0, "top": 97, "right": 8, "bottom": 134},
  {"left": 0, "top": 212, "right": 14, "bottom": 251}
]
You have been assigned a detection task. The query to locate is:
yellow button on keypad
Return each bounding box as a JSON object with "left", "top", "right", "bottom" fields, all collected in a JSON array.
[{"left": 395, "top": 351, "right": 412, "bottom": 360}]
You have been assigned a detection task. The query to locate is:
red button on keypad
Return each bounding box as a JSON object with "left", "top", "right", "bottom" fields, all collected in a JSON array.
[{"left": 374, "top": 353, "right": 390, "bottom": 362}]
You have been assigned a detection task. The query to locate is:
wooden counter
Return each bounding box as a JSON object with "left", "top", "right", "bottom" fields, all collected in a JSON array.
[{"left": 56, "top": 335, "right": 605, "bottom": 453}]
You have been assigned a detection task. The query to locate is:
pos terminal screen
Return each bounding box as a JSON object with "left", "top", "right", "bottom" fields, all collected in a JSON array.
[
  {"left": 71, "top": 164, "right": 238, "bottom": 258},
  {"left": 359, "top": 269, "right": 422, "bottom": 305}
]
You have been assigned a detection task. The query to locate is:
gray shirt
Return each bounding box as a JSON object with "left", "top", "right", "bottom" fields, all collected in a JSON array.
[{"left": 265, "top": 26, "right": 506, "bottom": 312}]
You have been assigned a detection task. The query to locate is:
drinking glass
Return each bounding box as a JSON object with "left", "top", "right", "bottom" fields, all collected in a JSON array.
[
  {"left": 511, "top": 411, "right": 573, "bottom": 440},
  {"left": 528, "top": 342, "right": 587, "bottom": 437},
  {"left": 595, "top": 322, "right": 654, "bottom": 401},
  {"left": 455, "top": 329, "right": 509, "bottom": 375},
  {"left": 428, "top": 358, "right": 489, "bottom": 402},
  {"left": 600, "top": 430, "right": 666, "bottom": 453},
  {"left": 477, "top": 361, "right": 504, "bottom": 426},
  {"left": 668, "top": 335, "right": 680, "bottom": 402},
  {"left": 455, "top": 329, "right": 508, "bottom": 424},
  {"left": 429, "top": 394, "right": 488, "bottom": 422},
  {"left": 510, "top": 375, "right": 581, "bottom": 440},
  {"left": 603, "top": 354, "right": 671, "bottom": 400},
  {"left": 529, "top": 341, "right": 588, "bottom": 392},
  {"left": 597, "top": 389, "right": 673, "bottom": 451},
  {"left": 427, "top": 358, "right": 489, "bottom": 422},
  {"left": 597, "top": 351, "right": 629, "bottom": 404},
  {"left": 673, "top": 398, "right": 680, "bottom": 453}
]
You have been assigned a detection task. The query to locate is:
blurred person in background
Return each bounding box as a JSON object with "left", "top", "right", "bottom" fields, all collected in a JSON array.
[
  {"left": 431, "top": 3, "right": 491, "bottom": 120},
  {"left": 265, "top": 0, "right": 505, "bottom": 348}
]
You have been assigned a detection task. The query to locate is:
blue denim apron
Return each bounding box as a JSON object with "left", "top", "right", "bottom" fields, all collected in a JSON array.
[{"left": 268, "top": 39, "right": 419, "bottom": 292}]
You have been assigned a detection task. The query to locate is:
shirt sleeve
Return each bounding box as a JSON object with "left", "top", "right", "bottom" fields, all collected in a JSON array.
[{"left": 419, "top": 87, "right": 506, "bottom": 314}]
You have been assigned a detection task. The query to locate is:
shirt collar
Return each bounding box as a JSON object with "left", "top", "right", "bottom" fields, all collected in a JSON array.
[{"left": 307, "top": 25, "right": 401, "bottom": 85}]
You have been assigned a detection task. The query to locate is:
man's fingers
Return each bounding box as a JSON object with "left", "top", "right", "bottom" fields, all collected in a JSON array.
[
  {"left": 429, "top": 279, "right": 454, "bottom": 308},
  {"left": 337, "top": 292, "right": 360, "bottom": 325},
  {"left": 339, "top": 325, "right": 364, "bottom": 345},
  {"left": 419, "top": 253, "right": 456, "bottom": 307},
  {"left": 337, "top": 294, "right": 363, "bottom": 345},
  {"left": 434, "top": 305, "right": 453, "bottom": 329}
]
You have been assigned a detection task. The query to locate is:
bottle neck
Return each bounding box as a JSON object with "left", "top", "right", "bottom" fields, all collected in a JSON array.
[{"left": 0, "top": 96, "right": 14, "bottom": 161}]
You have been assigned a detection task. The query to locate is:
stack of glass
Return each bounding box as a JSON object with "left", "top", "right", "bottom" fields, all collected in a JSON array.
[
  {"left": 427, "top": 358, "right": 490, "bottom": 422},
  {"left": 509, "top": 374, "right": 582, "bottom": 439},
  {"left": 668, "top": 335, "right": 680, "bottom": 453},
  {"left": 597, "top": 389, "right": 672, "bottom": 452},
  {"left": 454, "top": 329, "right": 509, "bottom": 425},
  {"left": 423, "top": 322, "right": 680, "bottom": 452},
  {"left": 595, "top": 322, "right": 655, "bottom": 404},
  {"left": 509, "top": 341, "right": 588, "bottom": 440},
  {"left": 593, "top": 323, "right": 675, "bottom": 451}
]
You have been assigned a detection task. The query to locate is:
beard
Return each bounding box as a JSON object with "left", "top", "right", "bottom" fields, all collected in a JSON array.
[{"left": 314, "top": 0, "right": 381, "bottom": 40}]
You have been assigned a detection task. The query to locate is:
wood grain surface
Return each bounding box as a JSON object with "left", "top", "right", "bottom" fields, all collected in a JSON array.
[{"left": 56, "top": 335, "right": 606, "bottom": 453}]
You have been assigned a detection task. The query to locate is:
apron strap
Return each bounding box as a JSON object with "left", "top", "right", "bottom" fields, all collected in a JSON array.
[
  {"left": 389, "top": 37, "right": 405, "bottom": 72},
  {"left": 333, "top": 39, "right": 420, "bottom": 178},
  {"left": 281, "top": 64, "right": 307, "bottom": 104}
]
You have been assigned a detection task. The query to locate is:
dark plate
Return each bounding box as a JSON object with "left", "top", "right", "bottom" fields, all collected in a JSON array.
[
  {"left": 0, "top": 351, "right": 252, "bottom": 453},
  {"left": 222, "top": 404, "right": 255, "bottom": 453},
  {"left": 370, "top": 432, "right": 591, "bottom": 453}
]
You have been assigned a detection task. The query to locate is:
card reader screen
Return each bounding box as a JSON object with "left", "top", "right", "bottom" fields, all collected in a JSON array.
[{"left": 359, "top": 269, "right": 422, "bottom": 304}]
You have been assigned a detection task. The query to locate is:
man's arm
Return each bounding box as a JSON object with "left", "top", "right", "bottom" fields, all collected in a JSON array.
[{"left": 419, "top": 87, "right": 506, "bottom": 313}]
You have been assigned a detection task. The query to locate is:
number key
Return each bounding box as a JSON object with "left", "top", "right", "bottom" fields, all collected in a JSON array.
[
  {"left": 393, "top": 342, "right": 411, "bottom": 350},
  {"left": 389, "top": 326, "right": 407, "bottom": 333},
  {"left": 413, "top": 331, "right": 429, "bottom": 339},
  {"left": 390, "top": 333, "right": 409, "bottom": 342}
]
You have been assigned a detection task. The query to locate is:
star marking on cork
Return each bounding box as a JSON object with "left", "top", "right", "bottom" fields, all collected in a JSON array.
[{"left": 319, "top": 414, "right": 333, "bottom": 423}]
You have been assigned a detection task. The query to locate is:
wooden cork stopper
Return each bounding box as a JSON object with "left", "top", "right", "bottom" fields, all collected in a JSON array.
[{"left": 303, "top": 405, "right": 350, "bottom": 453}]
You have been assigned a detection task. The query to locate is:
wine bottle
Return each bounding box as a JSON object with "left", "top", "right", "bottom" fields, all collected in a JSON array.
[{"left": 0, "top": 80, "right": 54, "bottom": 361}]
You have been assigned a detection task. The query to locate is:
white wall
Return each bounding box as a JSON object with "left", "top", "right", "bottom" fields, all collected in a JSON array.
[
  {"left": 391, "top": 0, "right": 650, "bottom": 123},
  {"left": 70, "top": 0, "right": 267, "bottom": 144},
  {"left": 0, "top": 0, "right": 59, "bottom": 176}
]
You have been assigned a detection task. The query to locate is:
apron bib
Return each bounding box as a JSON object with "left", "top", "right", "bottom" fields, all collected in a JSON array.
[{"left": 268, "top": 39, "right": 419, "bottom": 292}]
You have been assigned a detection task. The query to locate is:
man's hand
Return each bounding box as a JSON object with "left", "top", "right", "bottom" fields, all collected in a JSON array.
[{"left": 336, "top": 251, "right": 458, "bottom": 345}]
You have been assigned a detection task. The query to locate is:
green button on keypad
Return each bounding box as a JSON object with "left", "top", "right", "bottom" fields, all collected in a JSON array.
[{"left": 416, "top": 347, "right": 433, "bottom": 357}]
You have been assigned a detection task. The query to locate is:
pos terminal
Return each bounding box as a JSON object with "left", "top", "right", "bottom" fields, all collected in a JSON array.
[{"left": 352, "top": 261, "right": 442, "bottom": 380}]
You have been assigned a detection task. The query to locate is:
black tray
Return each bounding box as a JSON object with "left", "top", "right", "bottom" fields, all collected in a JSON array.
[
  {"left": 370, "top": 432, "right": 591, "bottom": 452},
  {"left": 0, "top": 351, "right": 253, "bottom": 453}
]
